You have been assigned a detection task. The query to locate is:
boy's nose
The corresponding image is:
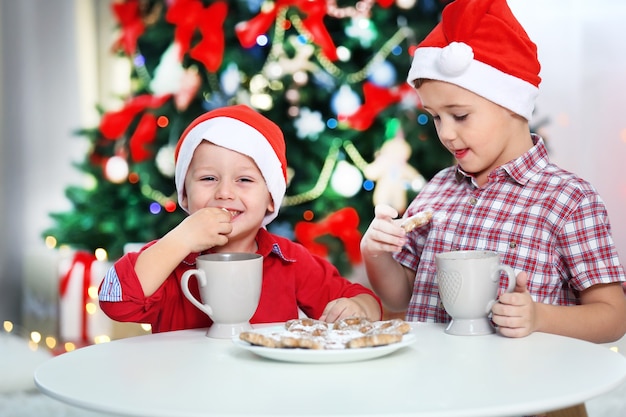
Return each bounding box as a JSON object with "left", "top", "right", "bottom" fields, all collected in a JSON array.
[
  {"left": 437, "top": 121, "right": 456, "bottom": 143},
  {"left": 215, "top": 181, "right": 235, "bottom": 199}
]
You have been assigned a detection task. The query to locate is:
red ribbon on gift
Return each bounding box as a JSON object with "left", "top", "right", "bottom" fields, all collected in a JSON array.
[
  {"left": 166, "top": 0, "right": 229, "bottom": 72},
  {"left": 59, "top": 251, "right": 97, "bottom": 343},
  {"left": 294, "top": 207, "right": 362, "bottom": 264},
  {"left": 236, "top": 0, "right": 339, "bottom": 61}
]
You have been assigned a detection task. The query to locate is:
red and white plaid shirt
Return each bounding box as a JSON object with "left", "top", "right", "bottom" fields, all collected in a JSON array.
[{"left": 396, "top": 135, "right": 626, "bottom": 323}]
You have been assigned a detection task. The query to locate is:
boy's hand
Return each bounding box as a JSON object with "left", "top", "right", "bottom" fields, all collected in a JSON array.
[
  {"left": 360, "top": 204, "right": 407, "bottom": 256},
  {"left": 319, "top": 298, "right": 368, "bottom": 323},
  {"left": 491, "top": 272, "right": 537, "bottom": 338},
  {"left": 175, "top": 207, "right": 233, "bottom": 253}
]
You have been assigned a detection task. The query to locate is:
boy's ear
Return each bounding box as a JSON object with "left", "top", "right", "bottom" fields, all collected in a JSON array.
[
  {"left": 181, "top": 192, "right": 189, "bottom": 211},
  {"left": 266, "top": 196, "right": 275, "bottom": 214}
]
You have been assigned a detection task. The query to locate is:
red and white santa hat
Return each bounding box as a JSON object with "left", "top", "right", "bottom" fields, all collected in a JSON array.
[
  {"left": 174, "top": 104, "right": 287, "bottom": 227},
  {"left": 407, "top": 0, "right": 541, "bottom": 121}
]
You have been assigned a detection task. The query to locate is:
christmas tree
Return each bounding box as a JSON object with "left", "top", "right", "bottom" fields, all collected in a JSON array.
[{"left": 44, "top": 0, "right": 452, "bottom": 274}]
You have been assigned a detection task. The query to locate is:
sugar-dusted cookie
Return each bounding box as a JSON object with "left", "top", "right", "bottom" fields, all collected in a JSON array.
[
  {"left": 400, "top": 210, "right": 433, "bottom": 232},
  {"left": 285, "top": 318, "right": 329, "bottom": 336},
  {"left": 239, "top": 331, "right": 282, "bottom": 348},
  {"left": 332, "top": 317, "right": 373, "bottom": 333},
  {"left": 346, "top": 332, "right": 403, "bottom": 348},
  {"left": 280, "top": 332, "right": 326, "bottom": 349},
  {"left": 372, "top": 318, "right": 411, "bottom": 335},
  {"left": 239, "top": 317, "right": 412, "bottom": 350}
]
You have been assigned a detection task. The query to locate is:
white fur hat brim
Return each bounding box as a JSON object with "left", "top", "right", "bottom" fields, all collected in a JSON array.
[{"left": 175, "top": 107, "right": 286, "bottom": 228}]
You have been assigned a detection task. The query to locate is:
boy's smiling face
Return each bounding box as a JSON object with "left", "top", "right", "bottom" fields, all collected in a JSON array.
[
  {"left": 181, "top": 142, "right": 274, "bottom": 242},
  {"left": 417, "top": 79, "right": 532, "bottom": 186}
]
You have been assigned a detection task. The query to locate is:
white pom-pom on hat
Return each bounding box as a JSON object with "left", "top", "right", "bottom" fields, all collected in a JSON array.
[{"left": 437, "top": 42, "right": 474, "bottom": 76}]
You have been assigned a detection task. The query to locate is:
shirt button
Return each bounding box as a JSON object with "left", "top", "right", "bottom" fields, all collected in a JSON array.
[
  {"left": 509, "top": 241, "right": 517, "bottom": 249},
  {"left": 469, "top": 197, "right": 478, "bottom": 205}
]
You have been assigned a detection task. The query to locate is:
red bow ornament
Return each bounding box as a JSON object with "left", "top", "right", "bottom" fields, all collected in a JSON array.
[
  {"left": 129, "top": 113, "right": 158, "bottom": 162},
  {"left": 99, "top": 94, "right": 170, "bottom": 162},
  {"left": 294, "top": 207, "right": 362, "bottom": 264},
  {"left": 342, "top": 82, "right": 415, "bottom": 131},
  {"left": 111, "top": 0, "right": 145, "bottom": 56},
  {"left": 236, "top": 0, "right": 339, "bottom": 62},
  {"left": 166, "top": 0, "right": 229, "bottom": 73}
]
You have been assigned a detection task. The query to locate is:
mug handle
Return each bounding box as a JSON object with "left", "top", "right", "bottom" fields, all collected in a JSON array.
[
  {"left": 485, "top": 264, "right": 517, "bottom": 313},
  {"left": 181, "top": 269, "right": 213, "bottom": 317}
]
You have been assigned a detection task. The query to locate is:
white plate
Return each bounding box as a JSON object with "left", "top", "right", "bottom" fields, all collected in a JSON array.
[{"left": 232, "top": 327, "right": 417, "bottom": 364}]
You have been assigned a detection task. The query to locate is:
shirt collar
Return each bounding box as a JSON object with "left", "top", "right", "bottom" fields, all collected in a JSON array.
[
  {"left": 502, "top": 134, "right": 548, "bottom": 185},
  {"left": 456, "top": 134, "right": 548, "bottom": 186},
  {"left": 256, "top": 228, "right": 296, "bottom": 263}
]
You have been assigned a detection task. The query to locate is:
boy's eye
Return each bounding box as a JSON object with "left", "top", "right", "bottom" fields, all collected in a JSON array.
[
  {"left": 453, "top": 114, "right": 468, "bottom": 121},
  {"left": 200, "top": 176, "right": 216, "bottom": 181}
]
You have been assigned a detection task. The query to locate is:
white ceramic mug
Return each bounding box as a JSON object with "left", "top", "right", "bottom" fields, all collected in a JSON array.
[
  {"left": 435, "top": 250, "right": 516, "bottom": 336},
  {"left": 181, "top": 253, "right": 263, "bottom": 339}
]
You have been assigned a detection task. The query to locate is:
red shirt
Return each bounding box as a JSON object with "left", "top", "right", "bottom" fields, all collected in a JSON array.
[{"left": 99, "top": 228, "right": 381, "bottom": 332}]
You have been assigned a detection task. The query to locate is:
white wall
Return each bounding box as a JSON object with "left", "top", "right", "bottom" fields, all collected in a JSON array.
[
  {"left": 0, "top": 0, "right": 86, "bottom": 323},
  {"left": 0, "top": 0, "right": 120, "bottom": 325},
  {"left": 510, "top": 0, "right": 626, "bottom": 260},
  {"left": 0, "top": 0, "right": 5, "bottom": 318}
]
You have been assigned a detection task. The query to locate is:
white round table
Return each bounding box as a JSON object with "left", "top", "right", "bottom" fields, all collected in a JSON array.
[{"left": 34, "top": 323, "right": 626, "bottom": 417}]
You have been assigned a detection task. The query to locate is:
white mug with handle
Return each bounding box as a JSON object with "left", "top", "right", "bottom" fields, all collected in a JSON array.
[
  {"left": 436, "top": 250, "right": 516, "bottom": 336},
  {"left": 181, "top": 253, "right": 263, "bottom": 339}
]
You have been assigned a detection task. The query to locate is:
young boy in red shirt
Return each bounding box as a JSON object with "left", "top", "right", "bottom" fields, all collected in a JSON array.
[{"left": 100, "top": 105, "right": 381, "bottom": 332}]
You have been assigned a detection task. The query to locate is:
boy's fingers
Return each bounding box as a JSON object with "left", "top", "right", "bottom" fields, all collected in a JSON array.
[
  {"left": 374, "top": 204, "right": 398, "bottom": 219},
  {"left": 515, "top": 272, "right": 529, "bottom": 293}
]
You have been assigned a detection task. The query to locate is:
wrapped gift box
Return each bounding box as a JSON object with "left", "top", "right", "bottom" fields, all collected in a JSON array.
[
  {"left": 23, "top": 247, "right": 150, "bottom": 349},
  {"left": 58, "top": 250, "right": 149, "bottom": 345},
  {"left": 58, "top": 251, "right": 114, "bottom": 343}
]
